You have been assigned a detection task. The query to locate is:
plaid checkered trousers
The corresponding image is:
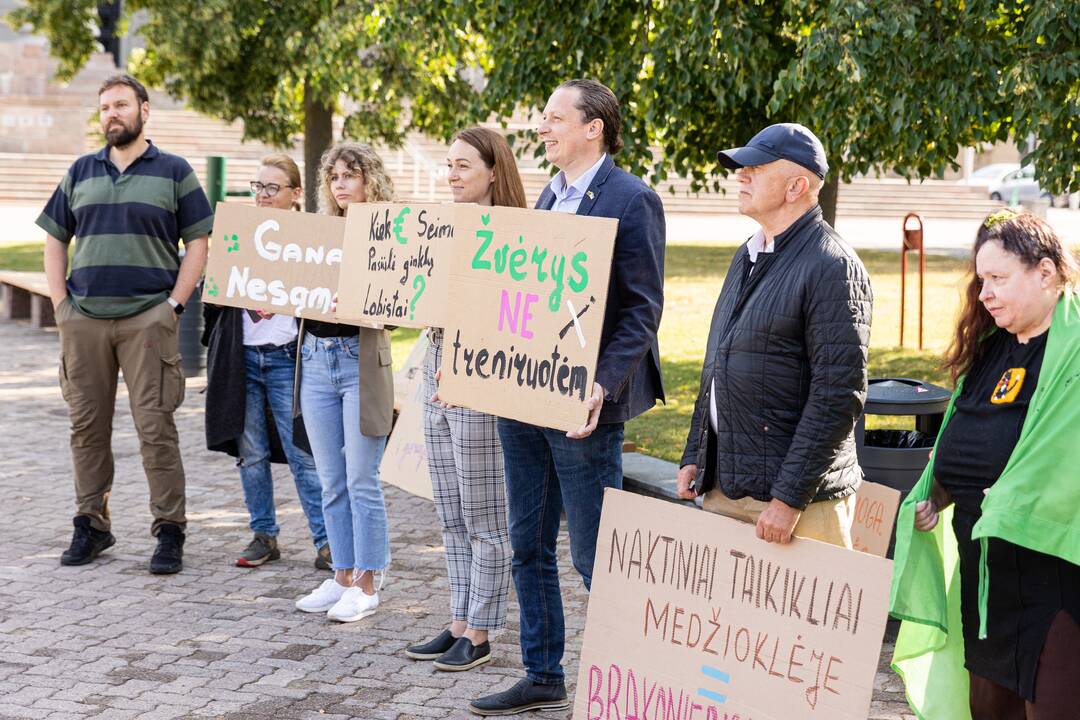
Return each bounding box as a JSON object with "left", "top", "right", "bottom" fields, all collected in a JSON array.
[{"left": 422, "top": 329, "right": 512, "bottom": 630}]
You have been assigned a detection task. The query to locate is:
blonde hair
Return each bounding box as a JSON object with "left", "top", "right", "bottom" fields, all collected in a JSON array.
[
  {"left": 318, "top": 143, "right": 396, "bottom": 216},
  {"left": 260, "top": 153, "right": 302, "bottom": 211}
]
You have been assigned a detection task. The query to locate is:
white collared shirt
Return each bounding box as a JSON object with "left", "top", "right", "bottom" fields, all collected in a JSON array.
[
  {"left": 709, "top": 229, "right": 775, "bottom": 432},
  {"left": 746, "top": 228, "right": 775, "bottom": 263},
  {"left": 548, "top": 154, "right": 608, "bottom": 214}
]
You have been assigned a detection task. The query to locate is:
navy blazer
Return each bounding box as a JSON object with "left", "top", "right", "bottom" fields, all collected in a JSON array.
[{"left": 536, "top": 155, "right": 666, "bottom": 424}]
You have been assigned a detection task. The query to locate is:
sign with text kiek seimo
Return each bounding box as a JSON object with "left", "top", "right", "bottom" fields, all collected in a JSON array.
[
  {"left": 336, "top": 203, "right": 453, "bottom": 328},
  {"left": 202, "top": 204, "right": 346, "bottom": 321},
  {"left": 574, "top": 490, "right": 892, "bottom": 720},
  {"left": 435, "top": 205, "right": 618, "bottom": 432}
]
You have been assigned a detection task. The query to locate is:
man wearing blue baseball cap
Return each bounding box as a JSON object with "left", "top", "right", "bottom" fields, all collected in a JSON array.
[{"left": 676, "top": 123, "right": 873, "bottom": 549}]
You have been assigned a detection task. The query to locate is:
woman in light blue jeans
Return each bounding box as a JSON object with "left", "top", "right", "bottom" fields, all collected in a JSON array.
[{"left": 293, "top": 143, "right": 395, "bottom": 623}]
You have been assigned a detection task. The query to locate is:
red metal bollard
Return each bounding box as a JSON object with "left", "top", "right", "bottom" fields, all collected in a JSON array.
[{"left": 900, "top": 213, "right": 925, "bottom": 349}]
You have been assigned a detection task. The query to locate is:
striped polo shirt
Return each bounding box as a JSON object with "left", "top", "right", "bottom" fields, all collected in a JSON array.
[{"left": 36, "top": 141, "right": 214, "bottom": 319}]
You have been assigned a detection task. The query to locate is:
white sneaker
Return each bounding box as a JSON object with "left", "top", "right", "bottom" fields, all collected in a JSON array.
[
  {"left": 295, "top": 578, "right": 347, "bottom": 613},
  {"left": 326, "top": 586, "right": 379, "bottom": 622}
]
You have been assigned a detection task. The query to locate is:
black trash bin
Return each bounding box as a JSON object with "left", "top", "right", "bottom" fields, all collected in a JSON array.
[{"left": 855, "top": 377, "right": 952, "bottom": 492}]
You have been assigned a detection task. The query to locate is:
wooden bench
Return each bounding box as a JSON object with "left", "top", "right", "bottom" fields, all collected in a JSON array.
[{"left": 0, "top": 271, "right": 55, "bottom": 328}]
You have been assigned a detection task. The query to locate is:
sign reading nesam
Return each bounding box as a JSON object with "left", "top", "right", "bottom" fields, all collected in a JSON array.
[
  {"left": 575, "top": 490, "right": 892, "bottom": 720},
  {"left": 202, "top": 204, "right": 345, "bottom": 321},
  {"left": 436, "top": 205, "right": 617, "bottom": 432},
  {"left": 336, "top": 202, "right": 453, "bottom": 328}
]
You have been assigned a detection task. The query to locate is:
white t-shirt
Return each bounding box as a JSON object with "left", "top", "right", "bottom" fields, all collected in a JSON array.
[
  {"left": 710, "top": 229, "right": 774, "bottom": 432},
  {"left": 242, "top": 311, "right": 298, "bottom": 347}
]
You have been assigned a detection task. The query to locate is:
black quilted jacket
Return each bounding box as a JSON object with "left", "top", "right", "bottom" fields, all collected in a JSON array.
[{"left": 680, "top": 206, "right": 872, "bottom": 510}]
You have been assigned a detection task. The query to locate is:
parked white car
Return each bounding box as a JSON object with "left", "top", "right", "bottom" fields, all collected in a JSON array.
[
  {"left": 986, "top": 165, "right": 1056, "bottom": 206},
  {"left": 967, "top": 163, "right": 1020, "bottom": 187}
]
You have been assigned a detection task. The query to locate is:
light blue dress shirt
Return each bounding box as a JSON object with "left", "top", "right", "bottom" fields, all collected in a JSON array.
[{"left": 548, "top": 154, "right": 608, "bottom": 214}]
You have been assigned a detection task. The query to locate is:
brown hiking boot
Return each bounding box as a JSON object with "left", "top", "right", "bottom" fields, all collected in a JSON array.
[{"left": 314, "top": 543, "right": 332, "bottom": 571}]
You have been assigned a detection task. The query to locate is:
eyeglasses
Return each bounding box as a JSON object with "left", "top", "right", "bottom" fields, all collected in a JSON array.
[{"left": 250, "top": 181, "right": 293, "bottom": 197}]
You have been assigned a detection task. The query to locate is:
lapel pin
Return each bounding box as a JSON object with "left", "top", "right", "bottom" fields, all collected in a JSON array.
[{"left": 586, "top": 190, "right": 595, "bottom": 200}]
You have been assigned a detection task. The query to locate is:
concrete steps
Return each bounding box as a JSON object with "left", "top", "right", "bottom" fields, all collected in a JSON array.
[{"left": 2, "top": 106, "right": 1003, "bottom": 221}]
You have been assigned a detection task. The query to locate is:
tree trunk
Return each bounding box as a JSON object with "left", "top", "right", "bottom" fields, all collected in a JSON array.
[
  {"left": 303, "top": 82, "right": 333, "bottom": 213},
  {"left": 819, "top": 173, "right": 840, "bottom": 227}
]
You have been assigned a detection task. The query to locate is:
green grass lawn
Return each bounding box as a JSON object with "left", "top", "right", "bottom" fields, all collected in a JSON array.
[
  {"left": 0, "top": 243, "right": 47, "bottom": 271},
  {"left": 0, "top": 240, "right": 969, "bottom": 461},
  {"left": 623, "top": 242, "right": 970, "bottom": 461}
]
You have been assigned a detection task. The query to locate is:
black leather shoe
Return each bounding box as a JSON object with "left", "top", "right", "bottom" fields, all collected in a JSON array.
[
  {"left": 404, "top": 629, "right": 457, "bottom": 660},
  {"left": 149, "top": 523, "right": 184, "bottom": 574},
  {"left": 434, "top": 636, "right": 491, "bottom": 671},
  {"left": 469, "top": 678, "right": 568, "bottom": 716},
  {"left": 60, "top": 516, "right": 115, "bottom": 566}
]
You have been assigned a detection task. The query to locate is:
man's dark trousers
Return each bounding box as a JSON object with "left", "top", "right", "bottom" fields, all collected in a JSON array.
[
  {"left": 498, "top": 419, "right": 624, "bottom": 684},
  {"left": 501, "top": 154, "right": 666, "bottom": 687}
]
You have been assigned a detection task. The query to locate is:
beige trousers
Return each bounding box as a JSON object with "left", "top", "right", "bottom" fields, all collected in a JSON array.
[
  {"left": 703, "top": 488, "right": 856, "bottom": 549},
  {"left": 56, "top": 298, "right": 186, "bottom": 534}
]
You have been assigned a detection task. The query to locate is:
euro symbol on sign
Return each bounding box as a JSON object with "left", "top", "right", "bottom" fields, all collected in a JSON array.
[{"left": 393, "top": 207, "right": 411, "bottom": 244}]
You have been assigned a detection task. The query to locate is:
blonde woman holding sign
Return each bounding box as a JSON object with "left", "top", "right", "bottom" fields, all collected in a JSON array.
[
  {"left": 403, "top": 127, "right": 525, "bottom": 671},
  {"left": 293, "top": 144, "right": 395, "bottom": 623},
  {"left": 203, "top": 154, "right": 329, "bottom": 570}
]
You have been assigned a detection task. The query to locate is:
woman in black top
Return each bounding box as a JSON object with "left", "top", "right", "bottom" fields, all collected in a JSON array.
[
  {"left": 292, "top": 144, "right": 395, "bottom": 624},
  {"left": 914, "top": 210, "right": 1080, "bottom": 719}
]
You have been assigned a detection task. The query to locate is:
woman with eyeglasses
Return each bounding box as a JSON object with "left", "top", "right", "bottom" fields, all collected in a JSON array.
[
  {"left": 202, "top": 154, "right": 330, "bottom": 570},
  {"left": 292, "top": 143, "right": 395, "bottom": 623},
  {"left": 403, "top": 127, "right": 525, "bottom": 671}
]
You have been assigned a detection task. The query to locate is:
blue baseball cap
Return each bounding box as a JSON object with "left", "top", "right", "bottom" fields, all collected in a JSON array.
[{"left": 717, "top": 123, "right": 828, "bottom": 179}]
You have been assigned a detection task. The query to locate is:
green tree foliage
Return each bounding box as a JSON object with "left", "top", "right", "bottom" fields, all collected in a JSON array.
[
  {"left": 7, "top": 0, "right": 476, "bottom": 210},
  {"left": 7, "top": 1, "right": 103, "bottom": 81},
  {"left": 771, "top": 0, "right": 1079, "bottom": 196},
  {"left": 426, "top": 0, "right": 1077, "bottom": 216},
  {"left": 9, "top": 0, "right": 1078, "bottom": 217}
]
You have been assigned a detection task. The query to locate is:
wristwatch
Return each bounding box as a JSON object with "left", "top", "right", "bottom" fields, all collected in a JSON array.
[{"left": 167, "top": 297, "right": 185, "bottom": 315}]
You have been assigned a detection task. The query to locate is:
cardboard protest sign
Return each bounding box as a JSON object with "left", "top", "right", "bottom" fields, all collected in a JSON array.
[
  {"left": 202, "top": 204, "right": 345, "bottom": 321},
  {"left": 380, "top": 346, "right": 433, "bottom": 501},
  {"left": 436, "top": 205, "right": 618, "bottom": 431},
  {"left": 850, "top": 481, "right": 901, "bottom": 558},
  {"left": 393, "top": 334, "right": 430, "bottom": 411},
  {"left": 575, "top": 489, "right": 892, "bottom": 720},
  {"left": 336, "top": 203, "right": 453, "bottom": 328}
]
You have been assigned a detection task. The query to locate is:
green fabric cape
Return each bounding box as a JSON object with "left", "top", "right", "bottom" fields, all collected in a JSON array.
[{"left": 889, "top": 291, "right": 1080, "bottom": 720}]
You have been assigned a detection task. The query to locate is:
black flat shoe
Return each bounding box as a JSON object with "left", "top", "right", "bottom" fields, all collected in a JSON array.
[
  {"left": 404, "top": 629, "right": 457, "bottom": 660},
  {"left": 433, "top": 636, "right": 491, "bottom": 672},
  {"left": 469, "top": 678, "right": 568, "bottom": 716}
]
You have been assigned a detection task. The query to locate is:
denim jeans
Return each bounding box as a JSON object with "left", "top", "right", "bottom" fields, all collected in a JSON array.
[
  {"left": 300, "top": 335, "right": 390, "bottom": 572},
  {"left": 498, "top": 418, "right": 624, "bottom": 685},
  {"left": 238, "top": 342, "right": 326, "bottom": 549}
]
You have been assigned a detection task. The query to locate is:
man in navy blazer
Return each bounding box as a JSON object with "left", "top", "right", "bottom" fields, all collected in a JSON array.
[{"left": 470, "top": 79, "right": 666, "bottom": 716}]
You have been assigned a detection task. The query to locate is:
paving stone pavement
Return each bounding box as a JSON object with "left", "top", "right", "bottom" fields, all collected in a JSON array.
[{"left": 0, "top": 320, "right": 915, "bottom": 720}]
